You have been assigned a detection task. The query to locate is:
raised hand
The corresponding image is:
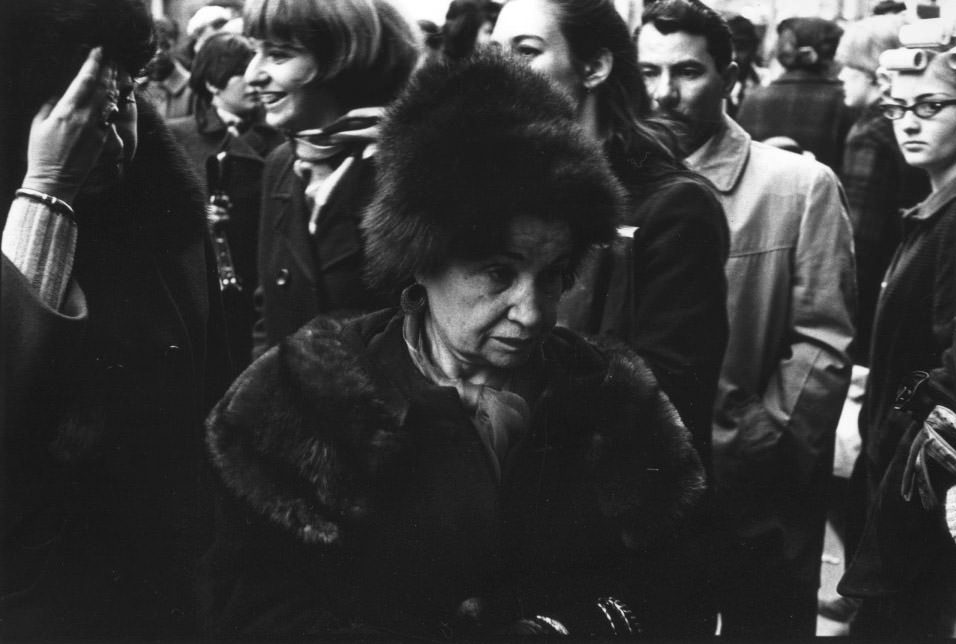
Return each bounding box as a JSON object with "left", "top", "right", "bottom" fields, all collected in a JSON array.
[{"left": 21, "top": 47, "right": 119, "bottom": 205}]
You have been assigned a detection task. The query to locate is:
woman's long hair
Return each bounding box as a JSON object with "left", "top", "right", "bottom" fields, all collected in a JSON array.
[{"left": 543, "top": 0, "right": 706, "bottom": 199}]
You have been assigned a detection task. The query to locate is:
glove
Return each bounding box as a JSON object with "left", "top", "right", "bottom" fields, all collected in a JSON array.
[{"left": 901, "top": 405, "right": 956, "bottom": 510}]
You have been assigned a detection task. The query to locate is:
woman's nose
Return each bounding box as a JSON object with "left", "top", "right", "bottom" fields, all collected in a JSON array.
[
  {"left": 899, "top": 109, "right": 921, "bottom": 134},
  {"left": 244, "top": 52, "right": 266, "bottom": 85},
  {"left": 507, "top": 280, "right": 550, "bottom": 331}
]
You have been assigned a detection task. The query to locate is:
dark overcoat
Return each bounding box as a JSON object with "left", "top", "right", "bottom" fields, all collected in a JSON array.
[
  {"left": 1, "top": 100, "right": 232, "bottom": 638},
  {"left": 200, "top": 310, "right": 706, "bottom": 639},
  {"left": 839, "top": 178, "right": 956, "bottom": 636},
  {"left": 252, "top": 142, "right": 389, "bottom": 358},
  {"left": 168, "top": 106, "right": 283, "bottom": 367}
]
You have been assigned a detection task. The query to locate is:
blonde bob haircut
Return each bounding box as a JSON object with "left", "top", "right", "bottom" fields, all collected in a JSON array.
[
  {"left": 244, "top": 0, "right": 421, "bottom": 107},
  {"left": 835, "top": 14, "right": 906, "bottom": 78}
]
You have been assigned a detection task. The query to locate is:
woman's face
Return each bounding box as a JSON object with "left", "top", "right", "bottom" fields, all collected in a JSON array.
[
  {"left": 214, "top": 73, "right": 259, "bottom": 117},
  {"left": 491, "top": 0, "right": 585, "bottom": 107},
  {"left": 244, "top": 38, "right": 335, "bottom": 130},
  {"left": 81, "top": 69, "right": 138, "bottom": 195},
  {"left": 888, "top": 62, "right": 956, "bottom": 183},
  {"left": 419, "top": 216, "right": 573, "bottom": 380},
  {"left": 838, "top": 65, "right": 876, "bottom": 109}
]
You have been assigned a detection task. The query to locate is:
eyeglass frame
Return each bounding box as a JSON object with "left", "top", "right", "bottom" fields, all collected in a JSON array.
[{"left": 878, "top": 98, "right": 956, "bottom": 120}]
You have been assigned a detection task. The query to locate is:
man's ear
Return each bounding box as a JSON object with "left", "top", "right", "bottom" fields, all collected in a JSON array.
[
  {"left": 721, "top": 61, "right": 740, "bottom": 97},
  {"left": 583, "top": 47, "right": 613, "bottom": 91},
  {"left": 205, "top": 81, "right": 220, "bottom": 96}
]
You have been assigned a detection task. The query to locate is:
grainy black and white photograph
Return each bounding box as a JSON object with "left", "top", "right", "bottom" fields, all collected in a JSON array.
[{"left": 1, "top": 0, "right": 956, "bottom": 640}]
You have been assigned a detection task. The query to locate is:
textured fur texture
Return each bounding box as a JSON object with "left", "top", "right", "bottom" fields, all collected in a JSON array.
[
  {"left": 207, "top": 313, "right": 705, "bottom": 549},
  {"left": 362, "top": 50, "right": 625, "bottom": 290}
]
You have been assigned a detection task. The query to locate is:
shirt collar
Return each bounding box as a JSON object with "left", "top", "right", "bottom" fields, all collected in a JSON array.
[
  {"left": 684, "top": 114, "right": 751, "bottom": 193},
  {"left": 903, "top": 175, "right": 956, "bottom": 222}
]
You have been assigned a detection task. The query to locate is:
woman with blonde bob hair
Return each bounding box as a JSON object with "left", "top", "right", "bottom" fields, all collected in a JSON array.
[
  {"left": 838, "top": 18, "right": 956, "bottom": 637},
  {"left": 242, "top": 0, "right": 420, "bottom": 360}
]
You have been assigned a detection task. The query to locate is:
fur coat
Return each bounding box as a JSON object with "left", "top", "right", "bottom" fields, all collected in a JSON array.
[{"left": 201, "top": 309, "right": 705, "bottom": 638}]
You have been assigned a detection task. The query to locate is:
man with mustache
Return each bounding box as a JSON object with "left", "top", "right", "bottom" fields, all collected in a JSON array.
[{"left": 636, "top": 0, "right": 856, "bottom": 638}]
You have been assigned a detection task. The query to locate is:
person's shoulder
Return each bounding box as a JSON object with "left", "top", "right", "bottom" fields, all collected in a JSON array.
[
  {"left": 635, "top": 174, "right": 724, "bottom": 228},
  {"left": 748, "top": 139, "right": 837, "bottom": 183}
]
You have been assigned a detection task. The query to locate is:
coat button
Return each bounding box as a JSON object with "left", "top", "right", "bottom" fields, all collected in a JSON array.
[
  {"left": 163, "top": 345, "right": 182, "bottom": 359},
  {"left": 276, "top": 268, "right": 291, "bottom": 287}
]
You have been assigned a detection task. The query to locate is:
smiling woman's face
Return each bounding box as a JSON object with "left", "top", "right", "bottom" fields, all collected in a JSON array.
[
  {"left": 888, "top": 60, "right": 956, "bottom": 187},
  {"left": 418, "top": 216, "right": 573, "bottom": 382},
  {"left": 243, "top": 38, "right": 337, "bottom": 130}
]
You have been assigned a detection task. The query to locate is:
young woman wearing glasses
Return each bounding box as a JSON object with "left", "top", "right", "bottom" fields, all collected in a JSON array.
[{"left": 838, "top": 23, "right": 956, "bottom": 638}]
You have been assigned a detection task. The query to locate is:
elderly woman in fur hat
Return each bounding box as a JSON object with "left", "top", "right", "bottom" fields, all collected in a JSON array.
[
  {"left": 200, "top": 51, "right": 705, "bottom": 639},
  {"left": 0, "top": 0, "right": 230, "bottom": 638}
]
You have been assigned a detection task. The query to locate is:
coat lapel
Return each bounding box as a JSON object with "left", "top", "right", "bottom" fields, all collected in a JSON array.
[{"left": 270, "top": 154, "right": 319, "bottom": 282}]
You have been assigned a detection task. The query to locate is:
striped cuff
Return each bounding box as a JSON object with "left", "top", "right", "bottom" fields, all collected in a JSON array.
[{"left": 2, "top": 194, "right": 78, "bottom": 308}]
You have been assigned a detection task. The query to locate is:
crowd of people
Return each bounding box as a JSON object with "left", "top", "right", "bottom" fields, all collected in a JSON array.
[{"left": 1, "top": 0, "right": 955, "bottom": 639}]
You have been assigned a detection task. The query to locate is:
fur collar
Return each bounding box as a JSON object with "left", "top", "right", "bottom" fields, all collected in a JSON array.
[{"left": 207, "top": 312, "right": 705, "bottom": 548}]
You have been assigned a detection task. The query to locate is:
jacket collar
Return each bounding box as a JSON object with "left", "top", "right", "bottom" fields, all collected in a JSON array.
[
  {"left": 684, "top": 114, "right": 751, "bottom": 193},
  {"left": 903, "top": 175, "right": 956, "bottom": 222}
]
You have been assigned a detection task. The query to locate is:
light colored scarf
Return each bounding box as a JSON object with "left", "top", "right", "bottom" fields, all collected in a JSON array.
[
  {"left": 402, "top": 308, "right": 530, "bottom": 482},
  {"left": 291, "top": 108, "right": 382, "bottom": 235}
]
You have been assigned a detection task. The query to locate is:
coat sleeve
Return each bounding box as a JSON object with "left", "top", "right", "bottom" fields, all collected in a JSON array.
[
  {"left": 734, "top": 167, "right": 856, "bottom": 492},
  {"left": 2, "top": 254, "right": 88, "bottom": 426},
  {"left": 627, "top": 181, "right": 729, "bottom": 472}
]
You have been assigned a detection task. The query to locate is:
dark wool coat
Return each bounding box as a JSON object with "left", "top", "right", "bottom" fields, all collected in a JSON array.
[
  {"left": 736, "top": 69, "right": 855, "bottom": 173},
  {"left": 252, "top": 142, "right": 390, "bottom": 359},
  {"left": 839, "top": 102, "right": 930, "bottom": 365},
  {"left": 200, "top": 310, "right": 706, "bottom": 639},
  {"left": 839, "top": 178, "right": 956, "bottom": 637},
  {"left": 168, "top": 106, "right": 283, "bottom": 368},
  {"left": 560, "top": 175, "right": 728, "bottom": 473},
  {"left": 0, "top": 100, "right": 232, "bottom": 639}
]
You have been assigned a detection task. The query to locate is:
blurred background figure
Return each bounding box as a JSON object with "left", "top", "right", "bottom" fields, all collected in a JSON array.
[
  {"left": 737, "top": 16, "right": 854, "bottom": 172},
  {"left": 872, "top": 0, "right": 907, "bottom": 14},
  {"left": 838, "top": 19, "right": 956, "bottom": 637},
  {"left": 188, "top": 4, "right": 238, "bottom": 53},
  {"left": 440, "top": 0, "right": 500, "bottom": 60},
  {"left": 822, "top": 16, "right": 930, "bottom": 627},
  {"left": 724, "top": 13, "right": 768, "bottom": 119},
  {"left": 168, "top": 31, "right": 283, "bottom": 370},
  {"left": 0, "top": 0, "right": 230, "bottom": 637},
  {"left": 138, "top": 16, "right": 196, "bottom": 119},
  {"left": 241, "top": 0, "right": 421, "bottom": 358},
  {"left": 836, "top": 14, "right": 930, "bottom": 368}
]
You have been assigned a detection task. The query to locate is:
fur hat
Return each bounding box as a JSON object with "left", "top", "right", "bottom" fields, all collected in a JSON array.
[{"left": 362, "top": 49, "right": 624, "bottom": 291}]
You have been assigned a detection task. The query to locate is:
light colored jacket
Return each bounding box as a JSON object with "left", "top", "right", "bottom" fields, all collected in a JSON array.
[{"left": 686, "top": 115, "right": 855, "bottom": 584}]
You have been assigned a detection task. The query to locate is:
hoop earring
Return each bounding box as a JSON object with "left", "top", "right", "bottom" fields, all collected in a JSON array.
[{"left": 400, "top": 283, "right": 427, "bottom": 314}]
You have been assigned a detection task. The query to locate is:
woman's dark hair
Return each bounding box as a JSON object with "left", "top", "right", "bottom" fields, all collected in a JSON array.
[
  {"left": 243, "top": 0, "right": 421, "bottom": 109},
  {"left": 0, "top": 0, "right": 155, "bottom": 219},
  {"left": 775, "top": 17, "right": 843, "bottom": 73},
  {"left": 189, "top": 31, "right": 254, "bottom": 105},
  {"left": 536, "top": 0, "right": 704, "bottom": 194},
  {"left": 363, "top": 49, "right": 624, "bottom": 291}
]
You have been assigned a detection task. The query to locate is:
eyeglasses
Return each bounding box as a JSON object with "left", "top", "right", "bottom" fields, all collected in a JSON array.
[{"left": 878, "top": 99, "right": 956, "bottom": 120}]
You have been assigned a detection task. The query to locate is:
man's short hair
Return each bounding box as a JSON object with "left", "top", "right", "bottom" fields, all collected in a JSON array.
[{"left": 641, "top": 0, "right": 733, "bottom": 71}]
